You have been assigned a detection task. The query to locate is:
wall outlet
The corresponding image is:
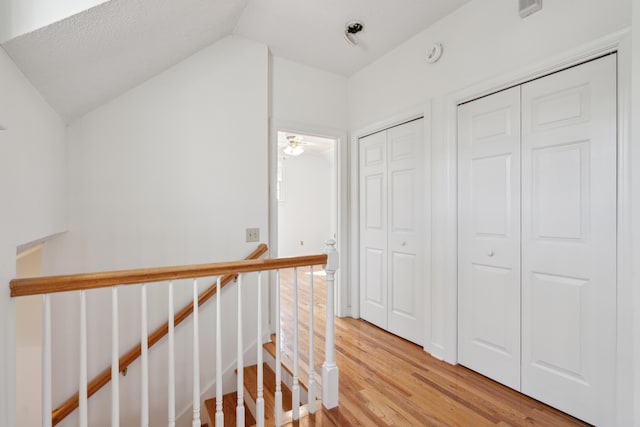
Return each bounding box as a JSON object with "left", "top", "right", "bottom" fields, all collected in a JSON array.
[{"left": 246, "top": 228, "right": 260, "bottom": 242}]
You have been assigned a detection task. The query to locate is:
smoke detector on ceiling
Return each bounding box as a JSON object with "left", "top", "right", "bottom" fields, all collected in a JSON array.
[
  {"left": 426, "top": 43, "right": 443, "bottom": 64},
  {"left": 519, "top": 0, "right": 542, "bottom": 18},
  {"left": 344, "top": 21, "right": 364, "bottom": 46}
]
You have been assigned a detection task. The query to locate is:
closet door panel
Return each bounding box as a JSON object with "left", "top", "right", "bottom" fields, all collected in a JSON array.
[
  {"left": 387, "top": 119, "right": 425, "bottom": 345},
  {"left": 521, "top": 55, "right": 617, "bottom": 426},
  {"left": 359, "top": 131, "right": 388, "bottom": 329},
  {"left": 458, "top": 87, "right": 521, "bottom": 390}
]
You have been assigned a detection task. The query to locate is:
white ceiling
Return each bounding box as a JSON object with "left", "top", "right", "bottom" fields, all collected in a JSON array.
[
  {"left": 236, "top": 0, "right": 469, "bottom": 76},
  {"left": 2, "top": 0, "right": 470, "bottom": 122}
]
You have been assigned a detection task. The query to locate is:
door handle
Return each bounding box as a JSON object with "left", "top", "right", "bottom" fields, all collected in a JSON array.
[{"left": 488, "top": 251, "right": 494, "bottom": 257}]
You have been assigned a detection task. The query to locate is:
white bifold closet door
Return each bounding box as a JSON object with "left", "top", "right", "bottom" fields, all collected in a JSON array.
[
  {"left": 520, "top": 55, "right": 617, "bottom": 425},
  {"left": 458, "top": 86, "right": 522, "bottom": 390},
  {"left": 359, "top": 118, "right": 425, "bottom": 345},
  {"left": 458, "top": 54, "right": 617, "bottom": 425}
]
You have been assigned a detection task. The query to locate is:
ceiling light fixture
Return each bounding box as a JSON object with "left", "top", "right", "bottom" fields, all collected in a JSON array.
[
  {"left": 344, "top": 21, "right": 364, "bottom": 46},
  {"left": 284, "top": 135, "right": 304, "bottom": 156}
]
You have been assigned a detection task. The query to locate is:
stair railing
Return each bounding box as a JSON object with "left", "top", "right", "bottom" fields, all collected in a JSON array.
[{"left": 9, "top": 240, "right": 340, "bottom": 427}]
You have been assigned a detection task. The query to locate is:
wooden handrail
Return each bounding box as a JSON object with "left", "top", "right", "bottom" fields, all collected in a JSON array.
[
  {"left": 10, "top": 248, "right": 327, "bottom": 297},
  {"left": 45, "top": 243, "right": 279, "bottom": 425}
]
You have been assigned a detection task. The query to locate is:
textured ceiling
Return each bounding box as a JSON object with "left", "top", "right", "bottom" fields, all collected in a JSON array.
[
  {"left": 2, "top": 0, "right": 249, "bottom": 121},
  {"left": 2, "top": 0, "right": 470, "bottom": 122}
]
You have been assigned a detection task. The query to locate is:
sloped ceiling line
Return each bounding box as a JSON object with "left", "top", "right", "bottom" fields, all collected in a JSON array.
[{"left": 2, "top": 0, "right": 470, "bottom": 122}]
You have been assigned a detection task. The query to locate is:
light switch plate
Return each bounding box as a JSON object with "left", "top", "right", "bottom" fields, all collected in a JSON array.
[{"left": 246, "top": 228, "right": 260, "bottom": 242}]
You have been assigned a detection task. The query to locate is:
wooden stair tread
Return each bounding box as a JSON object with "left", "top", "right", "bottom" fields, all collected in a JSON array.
[
  {"left": 264, "top": 336, "right": 315, "bottom": 393},
  {"left": 204, "top": 392, "right": 255, "bottom": 427},
  {"left": 244, "top": 363, "right": 293, "bottom": 417}
]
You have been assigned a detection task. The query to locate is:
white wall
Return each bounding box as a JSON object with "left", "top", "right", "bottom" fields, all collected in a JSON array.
[
  {"left": 349, "top": 0, "right": 631, "bottom": 357},
  {"left": 632, "top": 1, "right": 640, "bottom": 424},
  {"left": 270, "top": 55, "right": 350, "bottom": 314},
  {"left": 278, "top": 150, "right": 334, "bottom": 257},
  {"left": 271, "top": 56, "right": 348, "bottom": 130},
  {"left": 43, "top": 35, "right": 269, "bottom": 427},
  {"left": 0, "top": 1, "right": 10, "bottom": 44},
  {"left": 0, "top": 0, "right": 109, "bottom": 43},
  {"left": 349, "top": 0, "right": 631, "bottom": 129},
  {"left": 0, "top": 46, "right": 67, "bottom": 427},
  {"left": 16, "top": 246, "right": 43, "bottom": 427}
]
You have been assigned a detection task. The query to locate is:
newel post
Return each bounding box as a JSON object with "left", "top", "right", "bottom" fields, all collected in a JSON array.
[{"left": 322, "top": 239, "right": 339, "bottom": 409}]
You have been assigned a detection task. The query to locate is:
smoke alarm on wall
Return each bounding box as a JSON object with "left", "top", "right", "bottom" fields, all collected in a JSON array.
[
  {"left": 426, "top": 43, "right": 443, "bottom": 64},
  {"left": 519, "top": 0, "right": 542, "bottom": 18}
]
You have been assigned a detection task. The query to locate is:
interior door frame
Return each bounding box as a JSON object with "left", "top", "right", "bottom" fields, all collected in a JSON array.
[
  {"left": 268, "top": 118, "right": 349, "bottom": 327},
  {"left": 350, "top": 102, "right": 432, "bottom": 350},
  {"left": 443, "top": 29, "right": 633, "bottom": 424}
]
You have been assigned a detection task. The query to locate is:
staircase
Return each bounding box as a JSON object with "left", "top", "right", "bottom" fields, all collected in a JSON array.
[
  {"left": 9, "top": 241, "right": 339, "bottom": 427},
  {"left": 204, "top": 334, "right": 319, "bottom": 426}
]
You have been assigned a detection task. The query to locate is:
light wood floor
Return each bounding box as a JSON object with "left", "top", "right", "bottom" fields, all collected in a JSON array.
[{"left": 278, "top": 268, "right": 588, "bottom": 427}]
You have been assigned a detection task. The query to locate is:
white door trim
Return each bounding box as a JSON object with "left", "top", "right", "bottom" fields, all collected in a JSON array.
[
  {"left": 443, "top": 28, "right": 633, "bottom": 425},
  {"left": 350, "top": 102, "right": 432, "bottom": 350},
  {"left": 269, "top": 118, "right": 349, "bottom": 322}
]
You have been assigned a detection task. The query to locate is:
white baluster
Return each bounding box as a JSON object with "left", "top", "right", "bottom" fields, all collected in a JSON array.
[
  {"left": 292, "top": 268, "right": 300, "bottom": 420},
  {"left": 42, "top": 294, "right": 52, "bottom": 427},
  {"left": 308, "top": 266, "right": 316, "bottom": 413},
  {"left": 256, "top": 272, "right": 265, "bottom": 427},
  {"left": 168, "top": 282, "right": 175, "bottom": 427},
  {"left": 141, "top": 284, "right": 149, "bottom": 427},
  {"left": 112, "top": 287, "right": 120, "bottom": 427},
  {"left": 274, "top": 271, "right": 283, "bottom": 426},
  {"left": 192, "top": 279, "right": 201, "bottom": 427},
  {"left": 215, "top": 277, "right": 224, "bottom": 427},
  {"left": 322, "top": 240, "right": 339, "bottom": 409},
  {"left": 79, "top": 290, "right": 88, "bottom": 427},
  {"left": 236, "top": 274, "right": 245, "bottom": 426}
]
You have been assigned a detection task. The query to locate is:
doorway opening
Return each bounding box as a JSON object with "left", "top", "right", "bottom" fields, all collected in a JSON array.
[
  {"left": 269, "top": 123, "right": 348, "bottom": 329},
  {"left": 276, "top": 131, "right": 337, "bottom": 258}
]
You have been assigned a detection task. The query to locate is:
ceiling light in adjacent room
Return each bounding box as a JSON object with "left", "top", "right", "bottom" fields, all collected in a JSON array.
[{"left": 284, "top": 135, "right": 304, "bottom": 156}]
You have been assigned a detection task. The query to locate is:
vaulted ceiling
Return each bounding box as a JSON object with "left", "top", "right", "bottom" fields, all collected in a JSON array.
[{"left": 2, "top": 0, "right": 470, "bottom": 122}]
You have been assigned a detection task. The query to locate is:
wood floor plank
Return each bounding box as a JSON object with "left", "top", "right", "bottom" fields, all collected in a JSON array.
[
  {"left": 204, "top": 392, "right": 255, "bottom": 427},
  {"left": 276, "top": 268, "right": 589, "bottom": 427},
  {"left": 244, "top": 362, "right": 293, "bottom": 417}
]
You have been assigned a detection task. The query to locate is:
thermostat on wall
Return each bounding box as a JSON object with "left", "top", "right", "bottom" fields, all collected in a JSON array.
[{"left": 426, "top": 43, "right": 443, "bottom": 64}]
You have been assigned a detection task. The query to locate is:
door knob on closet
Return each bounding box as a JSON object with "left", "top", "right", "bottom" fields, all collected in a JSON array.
[
  {"left": 488, "top": 250, "right": 494, "bottom": 257},
  {"left": 401, "top": 241, "right": 407, "bottom": 246}
]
